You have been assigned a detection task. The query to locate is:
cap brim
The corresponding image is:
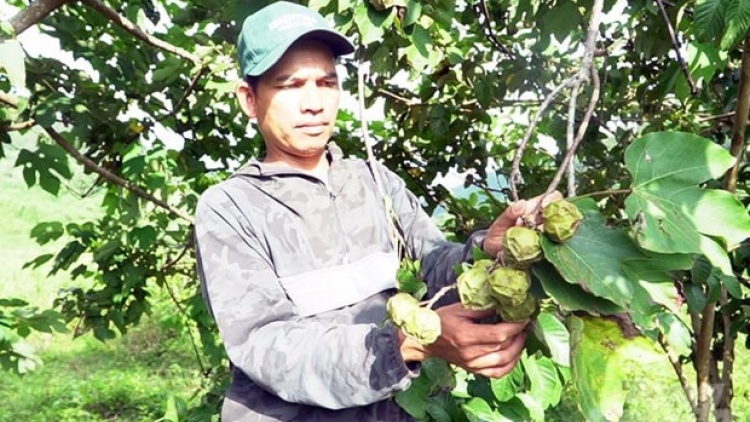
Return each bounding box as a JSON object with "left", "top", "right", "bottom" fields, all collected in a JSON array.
[{"left": 246, "top": 28, "right": 355, "bottom": 77}]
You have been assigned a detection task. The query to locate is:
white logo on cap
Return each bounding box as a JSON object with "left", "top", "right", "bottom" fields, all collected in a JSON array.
[{"left": 269, "top": 13, "right": 318, "bottom": 32}]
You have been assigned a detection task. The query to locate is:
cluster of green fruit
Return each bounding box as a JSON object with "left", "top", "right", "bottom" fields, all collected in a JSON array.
[
  {"left": 458, "top": 199, "right": 583, "bottom": 322},
  {"left": 386, "top": 199, "right": 583, "bottom": 346}
]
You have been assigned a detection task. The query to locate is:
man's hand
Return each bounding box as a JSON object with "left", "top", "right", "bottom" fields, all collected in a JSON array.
[
  {"left": 399, "top": 303, "right": 528, "bottom": 378},
  {"left": 483, "top": 191, "right": 563, "bottom": 258}
]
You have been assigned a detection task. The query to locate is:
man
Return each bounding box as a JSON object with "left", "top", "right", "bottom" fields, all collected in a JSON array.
[{"left": 194, "top": 2, "right": 556, "bottom": 421}]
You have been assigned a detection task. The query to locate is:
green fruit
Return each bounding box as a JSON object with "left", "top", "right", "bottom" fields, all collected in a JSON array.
[
  {"left": 386, "top": 292, "right": 420, "bottom": 327},
  {"left": 498, "top": 294, "right": 538, "bottom": 322},
  {"left": 457, "top": 261, "right": 497, "bottom": 310},
  {"left": 503, "top": 226, "right": 543, "bottom": 267},
  {"left": 487, "top": 266, "right": 531, "bottom": 307},
  {"left": 403, "top": 307, "right": 442, "bottom": 345},
  {"left": 543, "top": 200, "right": 583, "bottom": 243}
]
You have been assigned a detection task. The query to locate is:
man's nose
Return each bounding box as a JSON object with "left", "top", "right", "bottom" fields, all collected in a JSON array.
[{"left": 300, "top": 84, "right": 323, "bottom": 113}]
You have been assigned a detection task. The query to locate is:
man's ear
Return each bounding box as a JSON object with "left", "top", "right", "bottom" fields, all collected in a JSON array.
[{"left": 236, "top": 80, "right": 257, "bottom": 118}]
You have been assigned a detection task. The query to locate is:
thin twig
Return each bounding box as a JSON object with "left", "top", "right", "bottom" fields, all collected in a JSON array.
[
  {"left": 566, "top": 84, "right": 579, "bottom": 196},
  {"left": 161, "top": 276, "right": 207, "bottom": 376},
  {"left": 697, "top": 111, "right": 736, "bottom": 123},
  {"left": 424, "top": 285, "right": 457, "bottom": 309},
  {"left": 655, "top": 0, "right": 697, "bottom": 94},
  {"left": 509, "top": 75, "right": 575, "bottom": 201},
  {"left": 0, "top": 91, "right": 19, "bottom": 108},
  {"left": 158, "top": 67, "right": 208, "bottom": 122},
  {"left": 476, "top": 0, "right": 513, "bottom": 58},
  {"left": 79, "top": 0, "right": 202, "bottom": 66},
  {"left": 658, "top": 331, "right": 698, "bottom": 415},
  {"left": 43, "top": 126, "right": 195, "bottom": 223},
  {"left": 543, "top": 0, "right": 603, "bottom": 199},
  {"left": 358, "top": 60, "right": 407, "bottom": 258},
  {"left": 575, "top": 188, "right": 631, "bottom": 198},
  {"left": 1, "top": 120, "right": 35, "bottom": 132},
  {"left": 377, "top": 88, "right": 419, "bottom": 105}
]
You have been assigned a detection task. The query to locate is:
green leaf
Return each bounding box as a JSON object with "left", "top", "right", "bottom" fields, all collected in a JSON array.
[
  {"left": 30, "top": 221, "right": 65, "bottom": 245},
  {"left": 722, "top": 274, "right": 743, "bottom": 298},
  {"left": 656, "top": 312, "right": 692, "bottom": 357},
  {"left": 353, "top": 2, "right": 393, "bottom": 45},
  {"left": 721, "top": 0, "right": 750, "bottom": 49},
  {"left": 684, "top": 281, "right": 709, "bottom": 311},
  {"left": 625, "top": 132, "right": 750, "bottom": 260},
  {"left": 0, "top": 39, "right": 25, "bottom": 88},
  {"left": 532, "top": 261, "right": 624, "bottom": 315},
  {"left": 542, "top": 204, "right": 669, "bottom": 310},
  {"left": 532, "top": 311, "right": 570, "bottom": 366},
  {"left": 404, "top": 0, "right": 422, "bottom": 27},
  {"left": 695, "top": 0, "right": 730, "bottom": 43},
  {"left": 22, "top": 253, "right": 54, "bottom": 269},
  {"left": 523, "top": 355, "right": 563, "bottom": 410},
  {"left": 569, "top": 315, "right": 659, "bottom": 422},
  {"left": 462, "top": 397, "right": 505, "bottom": 422},
  {"left": 489, "top": 361, "right": 524, "bottom": 402},
  {"left": 395, "top": 357, "right": 452, "bottom": 419}
]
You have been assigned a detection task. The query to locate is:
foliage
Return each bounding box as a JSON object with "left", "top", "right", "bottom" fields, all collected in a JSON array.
[{"left": 2, "top": 0, "right": 750, "bottom": 421}]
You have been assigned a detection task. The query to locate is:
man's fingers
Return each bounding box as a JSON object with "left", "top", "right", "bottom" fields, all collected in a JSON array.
[
  {"left": 465, "top": 332, "right": 527, "bottom": 374},
  {"left": 463, "top": 320, "right": 529, "bottom": 345}
]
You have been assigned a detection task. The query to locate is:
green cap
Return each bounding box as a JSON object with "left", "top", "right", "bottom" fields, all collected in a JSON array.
[{"left": 237, "top": 2, "right": 355, "bottom": 78}]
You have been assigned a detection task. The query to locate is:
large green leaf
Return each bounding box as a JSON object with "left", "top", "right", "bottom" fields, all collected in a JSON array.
[
  {"left": 721, "top": 0, "right": 750, "bottom": 49},
  {"left": 624, "top": 132, "right": 750, "bottom": 268},
  {"left": 694, "top": 0, "right": 730, "bottom": 43},
  {"left": 542, "top": 202, "right": 683, "bottom": 318},
  {"left": 569, "top": 315, "right": 659, "bottom": 422},
  {"left": 533, "top": 262, "right": 624, "bottom": 316}
]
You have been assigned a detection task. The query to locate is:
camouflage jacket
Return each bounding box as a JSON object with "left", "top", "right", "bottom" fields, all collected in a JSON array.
[{"left": 194, "top": 143, "right": 484, "bottom": 422}]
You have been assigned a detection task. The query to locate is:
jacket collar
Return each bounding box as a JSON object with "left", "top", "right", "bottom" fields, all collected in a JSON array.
[{"left": 233, "top": 141, "right": 346, "bottom": 179}]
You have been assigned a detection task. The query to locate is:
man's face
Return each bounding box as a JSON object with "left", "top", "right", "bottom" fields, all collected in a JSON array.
[{"left": 239, "top": 39, "right": 341, "bottom": 168}]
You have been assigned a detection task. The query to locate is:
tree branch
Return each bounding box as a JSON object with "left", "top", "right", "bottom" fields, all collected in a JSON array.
[
  {"left": 0, "top": 91, "right": 19, "bottom": 108},
  {"left": 1, "top": 120, "right": 35, "bottom": 132},
  {"left": 695, "top": 302, "right": 716, "bottom": 422},
  {"left": 544, "top": 0, "right": 603, "bottom": 199},
  {"left": 724, "top": 37, "right": 750, "bottom": 192},
  {"left": 43, "top": 126, "right": 194, "bottom": 223},
  {"left": 509, "top": 75, "right": 574, "bottom": 201},
  {"left": 658, "top": 331, "right": 698, "bottom": 415},
  {"left": 9, "top": 0, "right": 74, "bottom": 35},
  {"left": 79, "top": 0, "right": 202, "bottom": 66},
  {"left": 476, "top": 0, "right": 514, "bottom": 58},
  {"left": 509, "top": 0, "right": 603, "bottom": 202},
  {"left": 655, "top": 0, "right": 697, "bottom": 95},
  {"left": 566, "top": 83, "right": 580, "bottom": 196},
  {"left": 157, "top": 67, "right": 208, "bottom": 122}
]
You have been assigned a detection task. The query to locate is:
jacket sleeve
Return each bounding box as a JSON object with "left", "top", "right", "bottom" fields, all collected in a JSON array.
[
  {"left": 194, "top": 188, "right": 417, "bottom": 410},
  {"left": 376, "top": 164, "right": 486, "bottom": 299}
]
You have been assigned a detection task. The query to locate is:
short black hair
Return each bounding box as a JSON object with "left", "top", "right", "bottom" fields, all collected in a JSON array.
[{"left": 244, "top": 75, "right": 259, "bottom": 93}]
